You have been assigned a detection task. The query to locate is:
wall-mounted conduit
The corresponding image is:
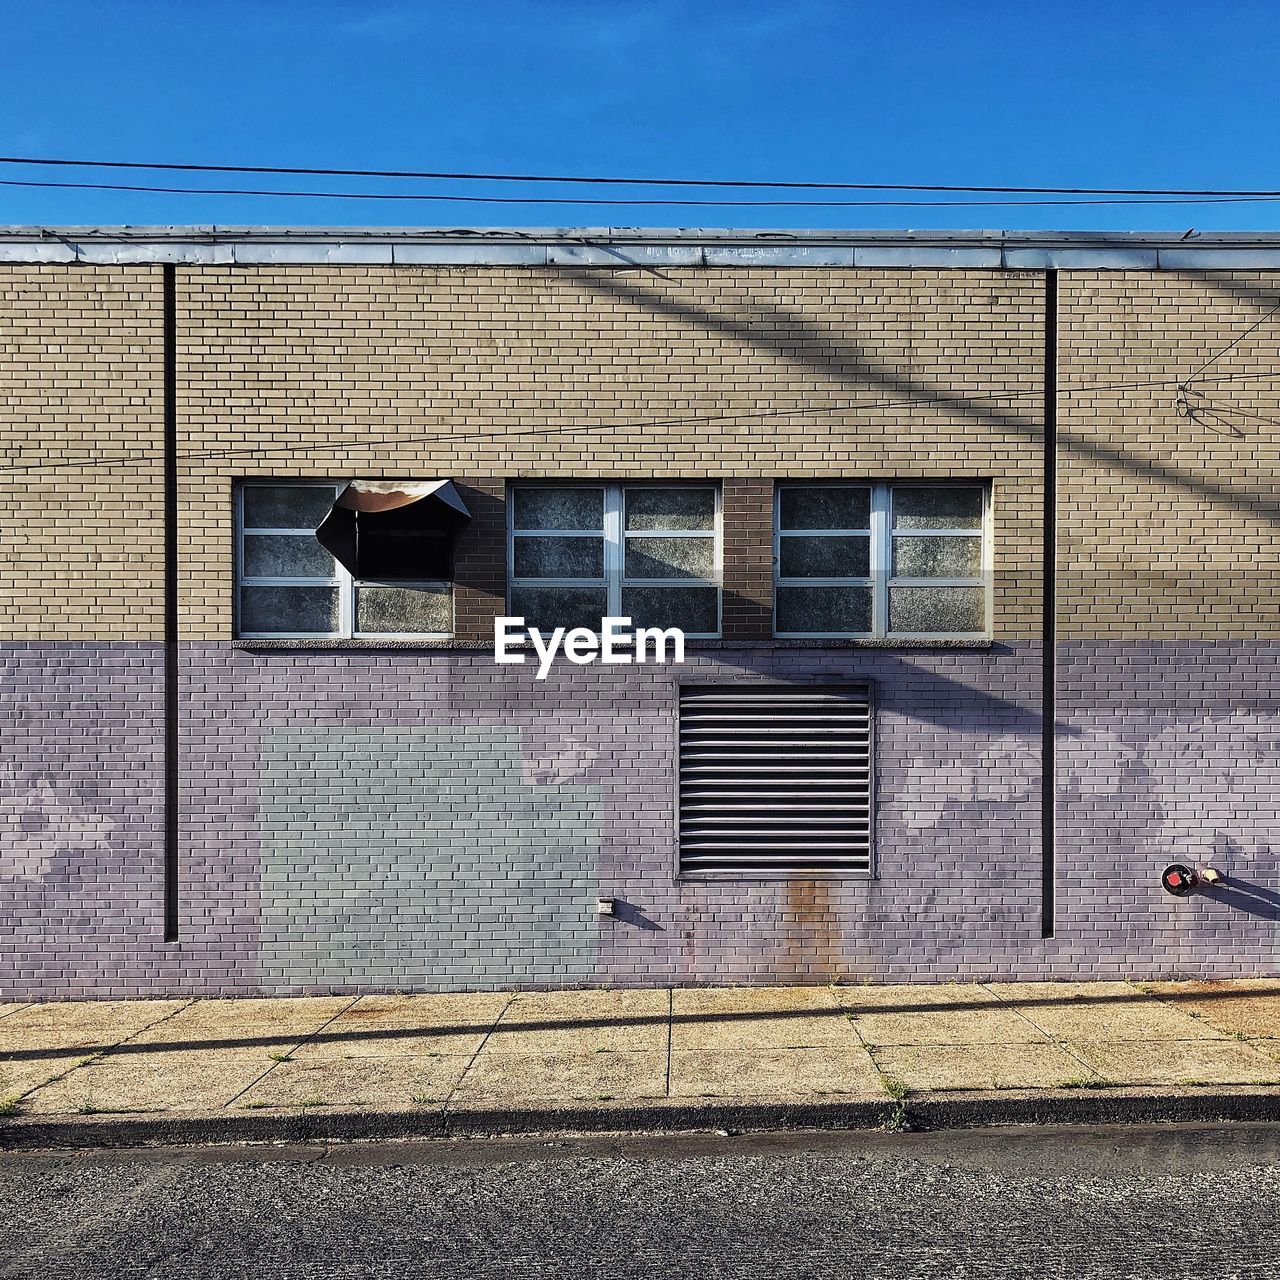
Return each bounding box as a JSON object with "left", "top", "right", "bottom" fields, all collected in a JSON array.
[
  {"left": 163, "top": 263, "right": 179, "bottom": 943},
  {"left": 1041, "top": 269, "right": 1058, "bottom": 940}
]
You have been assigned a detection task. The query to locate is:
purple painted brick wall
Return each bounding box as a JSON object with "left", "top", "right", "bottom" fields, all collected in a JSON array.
[
  {"left": 3, "top": 638, "right": 1278, "bottom": 998},
  {"left": 1, "top": 643, "right": 257, "bottom": 997},
  {"left": 1052, "top": 640, "right": 1280, "bottom": 977}
]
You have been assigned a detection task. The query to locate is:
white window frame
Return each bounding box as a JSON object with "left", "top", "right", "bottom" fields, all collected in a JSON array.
[
  {"left": 235, "top": 480, "right": 454, "bottom": 640},
  {"left": 774, "top": 482, "right": 991, "bottom": 639},
  {"left": 507, "top": 483, "right": 723, "bottom": 638}
]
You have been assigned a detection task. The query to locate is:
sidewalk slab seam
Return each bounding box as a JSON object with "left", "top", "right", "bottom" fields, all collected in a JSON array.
[
  {"left": 444, "top": 991, "right": 516, "bottom": 1107},
  {"left": 8, "top": 999, "right": 199, "bottom": 1112},
  {"left": 976, "top": 982, "right": 1103, "bottom": 1081},
  {"left": 14, "top": 983, "right": 1280, "bottom": 1129},
  {"left": 223, "top": 994, "right": 363, "bottom": 1111}
]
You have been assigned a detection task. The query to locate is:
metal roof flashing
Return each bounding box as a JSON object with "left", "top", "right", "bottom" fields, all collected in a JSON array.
[{"left": 4, "top": 226, "right": 1280, "bottom": 269}]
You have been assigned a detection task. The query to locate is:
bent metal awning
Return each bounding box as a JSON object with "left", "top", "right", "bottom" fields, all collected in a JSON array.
[{"left": 316, "top": 479, "right": 471, "bottom": 576}]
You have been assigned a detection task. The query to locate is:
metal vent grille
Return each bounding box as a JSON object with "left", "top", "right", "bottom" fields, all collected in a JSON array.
[{"left": 678, "top": 685, "right": 873, "bottom": 876}]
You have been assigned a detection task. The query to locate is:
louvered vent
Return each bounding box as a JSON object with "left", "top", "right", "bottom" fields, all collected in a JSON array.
[{"left": 678, "top": 685, "right": 873, "bottom": 876}]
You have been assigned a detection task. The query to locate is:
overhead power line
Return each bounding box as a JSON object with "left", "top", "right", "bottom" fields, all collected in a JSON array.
[
  {"left": 3, "top": 176, "right": 1280, "bottom": 208},
  {"left": 1187, "top": 301, "right": 1280, "bottom": 383},
  {"left": 3, "top": 154, "right": 1280, "bottom": 198},
  {"left": 3, "top": 371, "right": 1274, "bottom": 475}
]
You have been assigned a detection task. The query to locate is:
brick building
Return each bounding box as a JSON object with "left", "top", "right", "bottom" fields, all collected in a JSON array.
[{"left": 3, "top": 226, "right": 1279, "bottom": 998}]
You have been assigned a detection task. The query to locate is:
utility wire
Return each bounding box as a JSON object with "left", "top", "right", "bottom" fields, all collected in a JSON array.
[
  {"left": 5, "top": 176, "right": 1280, "bottom": 208},
  {"left": 1175, "top": 301, "right": 1280, "bottom": 419},
  {"left": 4, "top": 371, "right": 1273, "bottom": 475},
  {"left": 4, "top": 154, "right": 1280, "bottom": 198},
  {"left": 1186, "top": 301, "right": 1280, "bottom": 383},
  {"left": 1182, "top": 392, "right": 1279, "bottom": 429}
]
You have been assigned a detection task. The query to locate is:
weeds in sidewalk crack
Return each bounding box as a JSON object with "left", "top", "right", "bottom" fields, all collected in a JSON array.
[
  {"left": 886, "top": 1100, "right": 910, "bottom": 1131},
  {"left": 878, "top": 1073, "right": 908, "bottom": 1101}
]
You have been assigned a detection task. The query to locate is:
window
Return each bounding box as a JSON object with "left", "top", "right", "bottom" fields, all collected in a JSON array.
[
  {"left": 509, "top": 484, "right": 720, "bottom": 636},
  {"left": 775, "top": 483, "right": 989, "bottom": 638},
  {"left": 236, "top": 481, "right": 452, "bottom": 638},
  {"left": 678, "top": 685, "right": 873, "bottom": 877}
]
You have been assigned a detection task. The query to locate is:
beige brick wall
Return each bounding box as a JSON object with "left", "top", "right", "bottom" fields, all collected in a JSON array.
[
  {"left": 0, "top": 266, "right": 164, "bottom": 640},
  {"left": 5, "top": 264, "right": 1047, "bottom": 641},
  {"left": 1058, "top": 271, "right": 1280, "bottom": 639},
  {"left": 175, "top": 265, "right": 1046, "bottom": 641}
]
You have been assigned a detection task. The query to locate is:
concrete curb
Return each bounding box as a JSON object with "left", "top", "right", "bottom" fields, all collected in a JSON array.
[{"left": 5, "top": 1087, "right": 1280, "bottom": 1150}]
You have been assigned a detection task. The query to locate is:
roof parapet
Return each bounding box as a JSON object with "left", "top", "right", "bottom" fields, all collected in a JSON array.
[{"left": 3, "top": 226, "right": 1280, "bottom": 269}]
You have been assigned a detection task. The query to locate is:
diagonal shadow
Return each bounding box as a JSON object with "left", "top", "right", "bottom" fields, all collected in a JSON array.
[
  {"left": 561, "top": 268, "right": 1280, "bottom": 524},
  {"left": 1205, "top": 879, "right": 1280, "bottom": 921},
  {"left": 683, "top": 641, "right": 1077, "bottom": 737},
  {"left": 2, "top": 983, "right": 1270, "bottom": 1064}
]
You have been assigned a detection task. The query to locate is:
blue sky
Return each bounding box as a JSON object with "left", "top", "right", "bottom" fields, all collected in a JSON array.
[{"left": 3, "top": 0, "right": 1280, "bottom": 231}]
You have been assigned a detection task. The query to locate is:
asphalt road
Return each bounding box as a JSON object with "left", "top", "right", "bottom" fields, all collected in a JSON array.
[{"left": 2, "top": 1123, "right": 1280, "bottom": 1279}]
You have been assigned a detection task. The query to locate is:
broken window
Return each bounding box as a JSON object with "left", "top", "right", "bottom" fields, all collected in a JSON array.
[{"left": 236, "top": 480, "right": 467, "bottom": 638}]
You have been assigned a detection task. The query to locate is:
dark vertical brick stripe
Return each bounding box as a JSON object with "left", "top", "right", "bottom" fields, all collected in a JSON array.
[
  {"left": 452, "top": 480, "right": 507, "bottom": 643},
  {"left": 720, "top": 479, "right": 774, "bottom": 640}
]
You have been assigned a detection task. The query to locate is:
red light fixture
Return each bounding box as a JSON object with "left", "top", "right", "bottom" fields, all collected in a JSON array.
[{"left": 1161, "top": 864, "right": 1200, "bottom": 897}]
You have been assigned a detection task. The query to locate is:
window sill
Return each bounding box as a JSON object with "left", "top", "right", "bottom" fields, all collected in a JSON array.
[
  {"left": 233, "top": 637, "right": 468, "bottom": 651},
  {"left": 690, "top": 637, "right": 994, "bottom": 651},
  {"left": 231, "top": 636, "right": 995, "bottom": 653},
  {"left": 676, "top": 871, "right": 877, "bottom": 883}
]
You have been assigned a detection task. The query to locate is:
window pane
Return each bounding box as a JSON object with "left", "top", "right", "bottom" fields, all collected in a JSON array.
[
  {"left": 242, "top": 534, "right": 334, "bottom": 579},
  {"left": 778, "top": 534, "right": 871, "bottom": 579},
  {"left": 892, "top": 487, "right": 983, "bottom": 530},
  {"left": 239, "top": 585, "right": 338, "bottom": 634},
  {"left": 776, "top": 584, "right": 872, "bottom": 634},
  {"left": 242, "top": 485, "right": 335, "bottom": 530},
  {"left": 778, "top": 486, "right": 871, "bottom": 530},
  {"left": 889, "top": 586, "right": 985, "bottom": 633},
  {"left": 624, "top": 487, "right": 714, "bottom": 531},
  {"left": 357, "top": 528, "right": 450, "bottom": 580},
  {"left": 509, "top": 585, "right": 607, "bottom": 632},
  {"left": 356, "top": 584, "right": 451, "bottom": 634},
  {"left": 621, "top": 586, "right": 719, "bottom": 635},
  {"left": 512, "top": 487, "right": 604, "bottom": 531},
  {"left": 624, "top": 535, "right": 714, "bottom": 580},
  {"left": 513, "top": 535, "right": 604, "bottom": 580},
  {"left": 892, "top": 535, "right": 982, "bottom": 578}
]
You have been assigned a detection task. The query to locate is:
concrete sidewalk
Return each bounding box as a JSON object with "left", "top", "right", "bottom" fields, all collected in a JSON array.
[{"left": 6, "top": 980, "right": 1280, "bottom": 1146}]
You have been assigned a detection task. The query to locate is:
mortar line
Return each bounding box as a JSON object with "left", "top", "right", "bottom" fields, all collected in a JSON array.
[
  {"left": 977, "top": 982, "right": 1102, "bottom": 1079},
  {"left": 12, "top": 997, "right": 198, "bottom": 1105},
  {"left": 223, "top": 994, "right": 362, "bottom": 1109},
  {"left": 664, "top": 988, "right": 673, "bottom": 1097},
  {"left": 443, "top": 991, "right": 517, "bottom": 1109}
]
